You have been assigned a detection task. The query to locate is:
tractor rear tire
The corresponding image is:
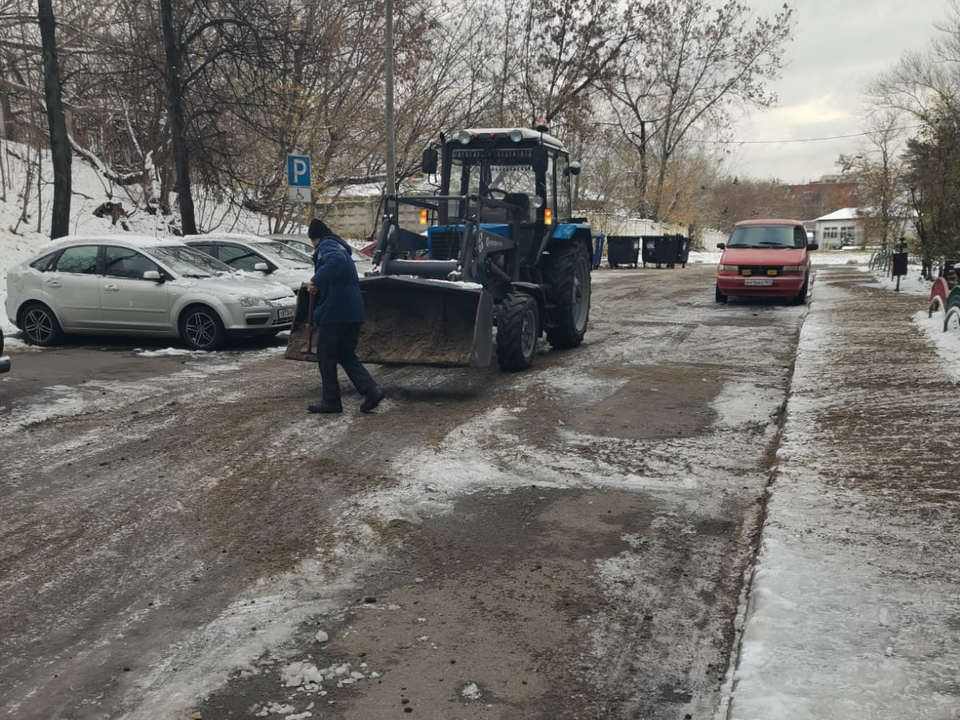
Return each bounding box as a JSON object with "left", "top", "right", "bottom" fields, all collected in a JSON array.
[
  {"left": 545, "top": 242, "right": 591, "bottom": 349},
  {"left": 496, "top": 292, "right": 539, "bottom": 371}
]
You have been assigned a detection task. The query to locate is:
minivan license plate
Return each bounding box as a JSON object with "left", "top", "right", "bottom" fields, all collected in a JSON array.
[{"left": 744, "top": 278, "right": 773, "bottom": 286}]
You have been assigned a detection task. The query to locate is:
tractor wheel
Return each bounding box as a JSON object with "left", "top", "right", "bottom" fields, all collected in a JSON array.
[
  {"left": 496, "top": 292, "right": 539, "bottom": 371},
  {"left": 544, "top": 242, "right": 591, "bottom": 349}
]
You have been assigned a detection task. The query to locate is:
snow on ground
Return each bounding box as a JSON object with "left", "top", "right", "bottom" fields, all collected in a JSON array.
[{"left": 724, "top": 266, "right": 960, "bottom": 720}]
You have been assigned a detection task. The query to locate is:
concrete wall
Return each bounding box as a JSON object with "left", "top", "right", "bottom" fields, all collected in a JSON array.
[{"left": 312, "top": 197, "right": 421, "bottom": 241}]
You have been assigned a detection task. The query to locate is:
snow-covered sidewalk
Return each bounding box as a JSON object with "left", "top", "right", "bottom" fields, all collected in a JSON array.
[{"left": 725, "top": 266, "right": 960, "bottom": 719}]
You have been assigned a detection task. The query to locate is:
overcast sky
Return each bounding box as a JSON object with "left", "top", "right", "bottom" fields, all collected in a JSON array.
[{"left": 725, "top": 0, "right": 949, "bottom": 183}]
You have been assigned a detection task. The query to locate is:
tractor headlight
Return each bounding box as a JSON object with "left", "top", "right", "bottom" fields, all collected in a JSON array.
[
  {"left": 457, "top": 130, "right": 472, "bottom": 145},
  {"left": 532, "top": 195, "right": 544, "bottom": 208},
  {"left": 510, "top": 128, "right": 523, "bottom": 143}
]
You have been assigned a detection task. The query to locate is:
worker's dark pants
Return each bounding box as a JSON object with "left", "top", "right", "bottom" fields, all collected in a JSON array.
[{"left": 316, "top": 322, "right": 376, "bottom": 405}]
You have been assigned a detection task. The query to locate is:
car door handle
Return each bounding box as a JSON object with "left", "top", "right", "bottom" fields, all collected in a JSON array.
[
  {"left": 45, "top": 279, "right": 61, "bottom": 288},
  {"left": 102, "top": 284, "right": 120, "bottom": 292}
]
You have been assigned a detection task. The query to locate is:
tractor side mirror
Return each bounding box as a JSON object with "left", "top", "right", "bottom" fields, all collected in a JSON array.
[
  {"left": 532, "top": 146, "right": 548, "bottom": 174},
  {"left": 422, "top": 148, "right": 438, "bottom": 175},
  {"left": 568, "top": 161, "right": 581, "bottom": 176}
]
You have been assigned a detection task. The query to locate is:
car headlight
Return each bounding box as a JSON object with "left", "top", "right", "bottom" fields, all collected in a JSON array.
[
  {"left": 718, "top": 264, "right": 738, "bottom": 272},
  {"left": 782, "top": 265, "right": 804, "bottom": 272},
  {"left": 230, "top": 294, "right": 267, "bottom": 307}
]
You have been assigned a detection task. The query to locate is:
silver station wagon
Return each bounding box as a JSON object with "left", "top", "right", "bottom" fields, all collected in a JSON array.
[
  {"left": 5, "top": 236, "right": 297, "bottom": 351},
  {"left": 182, "top": 233, "right": 315, "bottom": 293}
]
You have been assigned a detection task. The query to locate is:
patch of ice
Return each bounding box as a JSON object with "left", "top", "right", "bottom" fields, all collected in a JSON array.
[
  {"left": 134, "top": 347, "right": 211, "bottom": 358},
  {"left": 710, "top": 379, "right": 783, "bottom": 430}
]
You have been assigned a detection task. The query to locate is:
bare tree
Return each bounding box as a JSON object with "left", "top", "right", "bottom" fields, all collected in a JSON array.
[
  {"left": 608, "top": 0, "right": 793, "bottom": 220},
  {"left": 867, "top": 0, "right": 960, "bottom": 270},
  {"left": 510, "top": 0, "right": 641, "bottom": 136},
  {"left": 837, "top": 111, "right": 909, "bottom": 251}
]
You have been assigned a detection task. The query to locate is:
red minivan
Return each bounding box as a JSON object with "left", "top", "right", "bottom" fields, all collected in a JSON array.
[{"left": 715, "top": 219, "right": 817, "bottom": 304}]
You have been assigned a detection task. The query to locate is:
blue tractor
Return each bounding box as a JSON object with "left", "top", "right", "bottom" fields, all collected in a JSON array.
[{"left": 288, "top": 124, "right": 593, "bottom": 371}]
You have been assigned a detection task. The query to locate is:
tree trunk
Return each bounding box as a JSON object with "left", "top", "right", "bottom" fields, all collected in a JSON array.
[
  {"left": 37, "top": 0, "right": 72, "bottom": 239},
  {"left": 159, "top": 0, "right": 197, "bottom": 235}
]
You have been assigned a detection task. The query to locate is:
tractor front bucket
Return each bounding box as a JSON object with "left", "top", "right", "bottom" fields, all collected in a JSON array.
[
  {"left": 284, "top": 277, "right": 494, "bottom": 368},
  {"left": 358, "top": 276, "right": 494, "bottom": 367}
]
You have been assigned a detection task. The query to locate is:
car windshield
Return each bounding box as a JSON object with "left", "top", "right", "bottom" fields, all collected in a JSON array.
[
  {"left": 251, "top": 241, "right": 313, "bottom": 268},
  {"left": 143, "top": 245, "right": 233, "bottom": 277},
  {"left": 726, "top": 225, "right": 804, "bottom": 249},
  {"left": 277, "top": 238, "right": 313, "bottom": 253}
]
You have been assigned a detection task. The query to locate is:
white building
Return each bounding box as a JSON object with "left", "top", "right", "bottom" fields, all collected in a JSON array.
[{"left": 811, "top": 207, "right": 859, "bottom": 249}]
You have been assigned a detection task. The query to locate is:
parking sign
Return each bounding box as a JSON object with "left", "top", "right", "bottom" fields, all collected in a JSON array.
[{"left": 286, "top": 155, "right": 311, "bottom": 187}]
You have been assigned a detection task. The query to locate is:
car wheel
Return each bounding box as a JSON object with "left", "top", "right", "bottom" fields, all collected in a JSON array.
[
  {"left": 179, "top": 305, "right": 226, "bottom": 351},
  {"left": 715, "top": 284, "right": 728, "bottom": 304},
  {"left": 20, "top": 302, "right": 64, "bottom": 346},
  {"left": 792, "top": 279, "right": 809, "bottom": 305}
]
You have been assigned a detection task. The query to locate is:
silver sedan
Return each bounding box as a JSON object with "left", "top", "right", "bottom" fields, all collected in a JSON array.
[{"left": 5, "top": 236, "right": 297, "bottom": 351}]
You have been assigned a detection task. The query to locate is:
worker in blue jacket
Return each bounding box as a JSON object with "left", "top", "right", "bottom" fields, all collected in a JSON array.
[{"left": 305, "top": 218, "right": 384, "bottom": 414}]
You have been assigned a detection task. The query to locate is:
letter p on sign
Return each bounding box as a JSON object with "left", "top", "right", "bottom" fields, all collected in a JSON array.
[{"left": 287, "top": 155, "right": 311, "bottom": 188}]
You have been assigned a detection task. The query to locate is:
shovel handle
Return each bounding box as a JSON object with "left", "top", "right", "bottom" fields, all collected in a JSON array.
[{"left": 306, "top": 291, "right": 316, "bottom": 350}]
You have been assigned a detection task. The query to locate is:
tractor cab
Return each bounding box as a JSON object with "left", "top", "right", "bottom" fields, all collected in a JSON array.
[{"left": 421, "top": 127, "right": 580, "bottom": 269}]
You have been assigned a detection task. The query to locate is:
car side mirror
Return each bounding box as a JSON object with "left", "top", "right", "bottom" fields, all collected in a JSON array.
[
  {"left": 422, "top": 148, "right": 439, "bottom": 175},
  {"left": 567, "top": 161, "right": 581, "bottom": 176},
  {"left": 533, "top": 146, "right": 548, "bottom": 174},
  {"left": 808, "top": 243, "right": 819, "bottom": 251},
  {"left": 716, "top": 243, "right": 726, "bottom": 250},
  {"left": 254, "top": 262, "right": 271, "bottom": 272},
  {"left": 142, "top": 270, "right": 163, "bottom": 282}
]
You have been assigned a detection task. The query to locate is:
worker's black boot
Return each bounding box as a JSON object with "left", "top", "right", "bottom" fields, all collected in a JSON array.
[
  {"left": 307, "top": 401, "right": 343, "bottom": 414},
  {"left": 360, "top": 386, "right": 385, "bottom": 413}
]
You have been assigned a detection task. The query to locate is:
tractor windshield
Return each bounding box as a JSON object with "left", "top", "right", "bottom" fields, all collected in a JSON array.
[
  {"left": 452, "top": 147, "right": 536, "bottom": 196},
  {"left": 449, "top": 147, "right": 537, "bottom": 221}
]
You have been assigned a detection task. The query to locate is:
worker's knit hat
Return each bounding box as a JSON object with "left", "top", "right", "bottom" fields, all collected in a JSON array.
[{"left": 308, "top": 218, "right": 335, "bottom": 240}]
